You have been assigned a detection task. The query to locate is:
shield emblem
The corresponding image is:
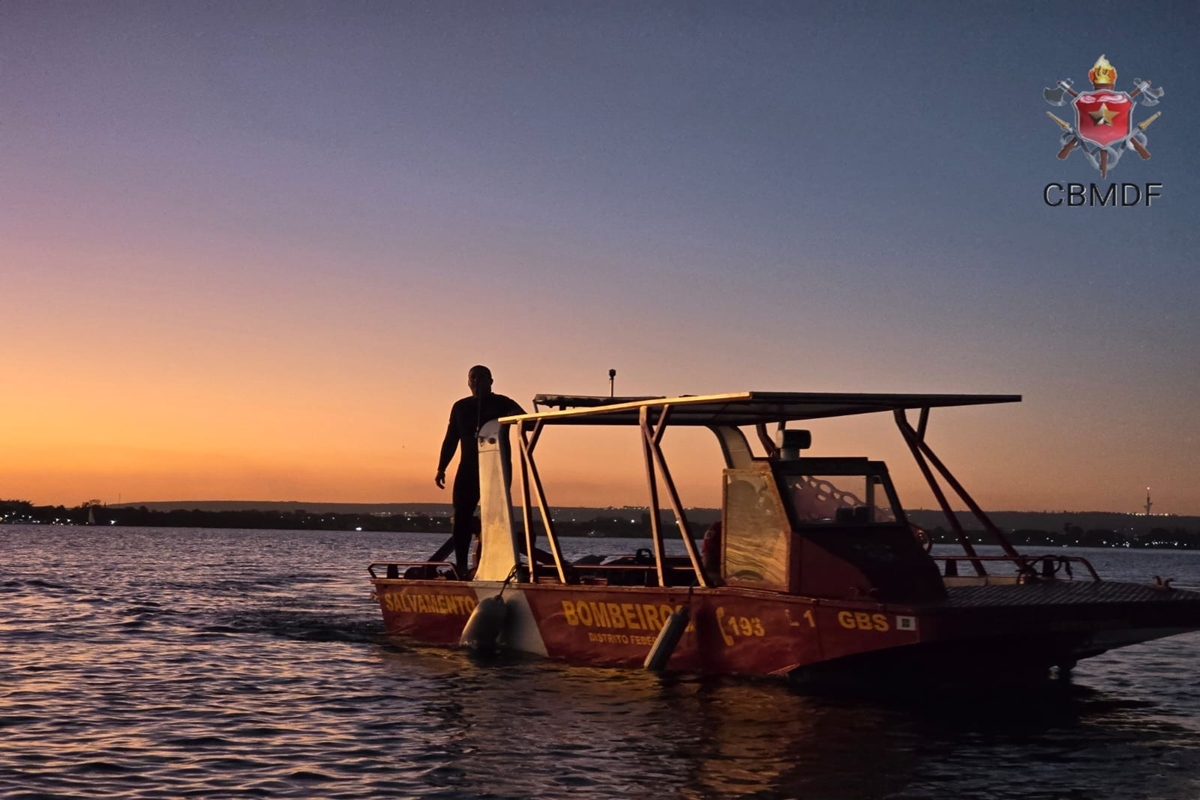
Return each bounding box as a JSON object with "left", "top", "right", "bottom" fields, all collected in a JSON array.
[{"left": 1073, "top": 91, "right": 1134, "bottom": 148}]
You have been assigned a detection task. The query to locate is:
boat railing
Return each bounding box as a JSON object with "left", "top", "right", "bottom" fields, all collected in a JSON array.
[
  {"left": 568, "top": 562, "right": 700, "bottom": 587},
  {"left": 368, "top": 561, "right": 461, "bottom": 580},
  {"left": 932, "top": 553, "right": 1101, "bottom": 583},
  {"left": 368, "top": 558, "right": 699, "bottom": 586}
]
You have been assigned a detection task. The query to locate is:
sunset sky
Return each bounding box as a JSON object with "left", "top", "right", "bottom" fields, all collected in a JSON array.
[{"left": 3, "top": 2, "right": 1198, "bottom": 514}]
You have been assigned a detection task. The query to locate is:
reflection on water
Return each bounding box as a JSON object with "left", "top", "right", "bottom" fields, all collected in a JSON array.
[
  {"left": 1, "top": 527, "right": 1199, "bottom": 799},
  {"left": 367, "top": 646, "right": 1200, "bottom": 800}
]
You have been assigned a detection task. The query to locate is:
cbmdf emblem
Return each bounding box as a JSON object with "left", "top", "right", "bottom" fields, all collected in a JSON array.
[{"left": 1044, "top": 55, "right": 1163, "bottom": 178}]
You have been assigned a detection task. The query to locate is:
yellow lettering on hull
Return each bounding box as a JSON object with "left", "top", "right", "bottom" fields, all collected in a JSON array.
[
  {"left": 381, "top": 592, "right": 476, "bottom": 616},
  {"left": 561, "top": 600, "right": 686, "bottom": 635},
  {"left": 836, "top": 611, "right": 891, "bottom": 632}
]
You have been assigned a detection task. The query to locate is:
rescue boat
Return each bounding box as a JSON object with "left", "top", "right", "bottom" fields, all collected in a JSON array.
[{"left": 369, "top": 392, "right": 1200, "bottom": 685}]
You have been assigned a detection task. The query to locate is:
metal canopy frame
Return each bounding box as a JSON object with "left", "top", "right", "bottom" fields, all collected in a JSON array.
[
  {"left": 893, "top": 408, "right": 1024, "bottom": 577},
  {"left": 503, "top": 391, "right": 1023, "bottom": 587},
  {"left": 523, "top": 391, "right": 1020, "bottom": 427}
]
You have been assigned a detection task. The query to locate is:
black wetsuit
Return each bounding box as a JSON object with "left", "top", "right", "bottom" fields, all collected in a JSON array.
[{"left": 438, "top": 393, "right": 525, "bottom": 573}]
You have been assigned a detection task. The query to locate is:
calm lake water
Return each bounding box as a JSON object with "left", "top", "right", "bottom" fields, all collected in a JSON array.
[{"left": 2, "top": 526, "right": 1199, "bottom": 799}]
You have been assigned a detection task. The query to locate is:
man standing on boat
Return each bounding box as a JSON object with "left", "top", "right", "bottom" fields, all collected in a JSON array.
[{"left": 435, "top": 365, "right": 525, "bottom": 578}]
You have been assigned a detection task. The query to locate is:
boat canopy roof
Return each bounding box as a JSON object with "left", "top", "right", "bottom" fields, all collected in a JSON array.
[{"left": 505, "top": 391, "right": 1021, "bottom": 427}]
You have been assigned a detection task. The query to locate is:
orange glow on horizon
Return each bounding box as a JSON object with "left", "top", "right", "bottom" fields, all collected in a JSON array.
[{"left": 4, "top": 397, "right": 1181, "bottom": 517}]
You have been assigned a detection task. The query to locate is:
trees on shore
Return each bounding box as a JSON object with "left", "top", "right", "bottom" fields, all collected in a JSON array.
[{"left": 3, "top": 498, "right": 1199, "bottom": 548}]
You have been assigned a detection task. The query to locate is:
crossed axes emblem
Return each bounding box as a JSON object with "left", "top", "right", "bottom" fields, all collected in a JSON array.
[{"left": 1043, "top": 57, "right": 1163, "bottom": 178}]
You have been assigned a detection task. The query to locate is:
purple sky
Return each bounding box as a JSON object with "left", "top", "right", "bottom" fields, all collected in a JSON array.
[{"left": 3, "top": 2, "right": 1198, "bottom": 513}]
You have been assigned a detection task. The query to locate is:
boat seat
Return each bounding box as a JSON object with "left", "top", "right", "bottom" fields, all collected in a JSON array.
[{"left": 835, "top": 506, "right": 871, "bottom": 524}]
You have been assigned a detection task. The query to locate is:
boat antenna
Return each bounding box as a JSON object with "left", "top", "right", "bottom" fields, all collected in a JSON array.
[{"left": 608, "top": 368, "right": 616, "bottom": 398}]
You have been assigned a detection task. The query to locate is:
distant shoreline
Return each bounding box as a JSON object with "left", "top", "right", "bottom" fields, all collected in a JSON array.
[{"left": 3, "top": 500, "right": 1198, "bottom": 549}]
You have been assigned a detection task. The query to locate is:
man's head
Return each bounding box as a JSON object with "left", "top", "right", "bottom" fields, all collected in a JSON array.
[{"left": 467, "top": 365, "right": 493, "bottom": 398}]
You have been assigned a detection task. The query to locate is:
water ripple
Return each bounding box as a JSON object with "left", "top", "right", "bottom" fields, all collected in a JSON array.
[{"left": 2, "top": 527, "right": 1200, "bottom": 799}]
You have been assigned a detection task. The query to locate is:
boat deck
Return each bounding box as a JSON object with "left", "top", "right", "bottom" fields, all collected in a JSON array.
[{"left": 941, "top": 581, "right": 1200, "bottom": 608}]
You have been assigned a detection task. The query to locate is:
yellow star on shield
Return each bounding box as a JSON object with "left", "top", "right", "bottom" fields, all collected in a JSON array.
[{"left": 1089, "top": 103, "right": 1119, "bottom": 126}]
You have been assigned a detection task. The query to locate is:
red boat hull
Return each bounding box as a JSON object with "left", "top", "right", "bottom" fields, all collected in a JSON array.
[{"left": 371, "top": 577, "right": 1200, "bottom": 681}]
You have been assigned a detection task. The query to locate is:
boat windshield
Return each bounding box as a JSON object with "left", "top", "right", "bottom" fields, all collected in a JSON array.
[{"left": 782, "top": 473, "right": 898, "bottom": 525}]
